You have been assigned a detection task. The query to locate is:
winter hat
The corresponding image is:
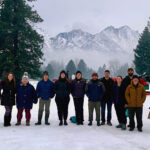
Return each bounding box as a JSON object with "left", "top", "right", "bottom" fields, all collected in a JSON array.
[
  {"left": 22, "top": 75, "right": 29, "bottom": 81},
  {"left": 43, "top": 71, "right": 49, "bottom": 76},
  {"left": 60, "top": 70, "right": 66, "bottom": 75},
  {"left": 76, "top": 71, "right": 82, "bottom": 75},
  {"left": 92, "top": 73, "right": 98, "bottom": 77},
  {"left": 132, "top": 75, "right": 139, "bottom": 80}
]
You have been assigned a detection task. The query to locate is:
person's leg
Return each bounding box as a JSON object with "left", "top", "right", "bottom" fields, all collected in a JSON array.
[
  {"left": 136, "top": 107, "right": 143, "bottom": 131},
  {"left": 128, "top": 107, "right": 135, "bottom": 130},
  {"left": 107, "top": 100, "right": 113, "bottom": 124},
  {"left": 73, "top": 98, "right": 80, "bottom": 124},
  {"left": 101, "top": 101, "right": 106, "bottom": 124},
  {"left": 16, "top": 108, "right": 24, "bottom": 125},
  {"left": 63, "top": 98, "right": 70, "bottom": 125},
  {"left": 88, "top": 101, "right": 94, "bottom": 125},
  {"left": 79, "top": 98, "right": 84, "bottom": 124},
  {"left": 35, "top": 99, "right": 44, "bottom": 125},
  {"left": 45, "top": 99, "right": 51, "bottom": 125},
  {"left": 95, "top": 102, "right": 101, "bottom": 126},
  {"left": 55, "top": 98, "right": 63, "bottom": 121},
  {"left": 4, "top": 106, "right": 12, "bottom": 126},
  {"left": 114, "top": 104, "right": 122, "bottom": 128},
  {"left": 25, "top": 109, "right": 31, "bottom": 126}
]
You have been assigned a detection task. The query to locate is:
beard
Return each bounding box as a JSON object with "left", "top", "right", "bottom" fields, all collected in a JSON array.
[{"left": 128, "top": 73, "right": 133, "bottom": 77}]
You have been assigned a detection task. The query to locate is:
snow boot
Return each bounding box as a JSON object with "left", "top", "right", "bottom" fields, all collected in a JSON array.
[
  {"left": 97, "top": 121, "right": 100, "bottom": 126},
  {"left": 64, "top": 120, "right": 68, "bottom": 126},
  {"left": 121, "top": 124, "right": 126, "bottom": 130},
  {"left": 116, "top": 124, "right": 122, "bottom": 128},
  {"left": 88, "top": 121, "right": 92, "bottom": 126},
  {"left": 15, "top": 121, "right": 21, "bottom": 126},
  {"left": 59, "top": 120, "right": 63, "bottom": 126},
  {"left": 26, "top": 121, "right": 30, "bottom": 126}
]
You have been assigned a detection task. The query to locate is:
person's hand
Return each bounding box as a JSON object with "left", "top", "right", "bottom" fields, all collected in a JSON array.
[{"left": 125, "top": 104, "right": 128, "bottom": 108}]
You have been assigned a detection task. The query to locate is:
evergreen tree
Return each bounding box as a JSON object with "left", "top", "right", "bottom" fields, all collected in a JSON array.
[
  {"left": 66, "top": 60, "right": 76, "bottom": 79},
  {"left": 45, "top": 63, "right": 55, "bottom": 80},
  {"left": 77, "top": 59, "right": 87, "bottom": 78},
  {"left": 134, "top": 20, "right": 150, "bottom": 76},
  {"left": 0, "top": 0, "right": 44, "bottom": 79}
]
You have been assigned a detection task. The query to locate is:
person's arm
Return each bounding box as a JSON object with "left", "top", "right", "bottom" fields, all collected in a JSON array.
[
  {"left": 85, "top": 82, "right": 90, "bottom": 97},
  {"left": 36, "top": 82, "right": 41, "bottom": 99},
  {"left": 125, "top": 86, "right": 130, "bottom": 104},
  {"left": 50, "top": 82, "right": 55, "bottom": 98},
  {"left": 141, "top": 86, "right": 146, "bottom": 104},
  {"left": 32, "top": 86, "right": 38, "bottom": 104}
]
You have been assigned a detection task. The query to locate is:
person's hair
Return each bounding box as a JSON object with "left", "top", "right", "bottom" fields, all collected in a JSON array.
[
  {"left": 128, "top": 68, "right": 134, "bottom": 72},
  {"left": 105, "top": 70, "right": 110, "bottom": 73},
  {"left": 5, "top": 72, "right": 16, "bottom": 88},
  {"left": 117, "top": 75, "right": 123, "bottom": 79}
]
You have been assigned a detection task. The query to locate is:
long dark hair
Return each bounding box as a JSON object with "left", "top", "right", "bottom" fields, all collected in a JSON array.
[{"left": 5, "top": 72, "right": 16, "bottom": 88}]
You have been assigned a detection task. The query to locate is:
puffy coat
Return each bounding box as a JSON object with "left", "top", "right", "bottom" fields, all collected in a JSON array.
[
  {"left": 55, "top": 79, "right": 70, "bottom": 99},
  {"left": 125, "top": 81, "right": 146, "bottom": 107},
  {"left": 1, "top": 80, "right": 16, "bottom": 106},
  {"left": 36, "top": 79, "right": 55, "bottom": 100},
  {"left": 71, "top": 79, "right": 86, "bottom": 98},
  {"left": 86, "top": 79, "right": 105, "bottom": 102},
  {"left": 16, "top": 82, "right": 37, "bottom": 109}
]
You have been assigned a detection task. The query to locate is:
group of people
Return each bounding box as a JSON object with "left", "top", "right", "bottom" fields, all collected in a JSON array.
[{"left": 0, "top": 68, "right": 146, "bottom": 132}]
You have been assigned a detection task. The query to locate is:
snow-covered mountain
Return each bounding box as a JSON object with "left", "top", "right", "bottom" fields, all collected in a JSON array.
[{"left": 36, "top": 26, "right": 140, "bottom": 69}]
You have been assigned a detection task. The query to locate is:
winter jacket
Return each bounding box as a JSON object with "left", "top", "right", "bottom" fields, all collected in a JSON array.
[
  {"left": 112, "top": 82, "right": 124, "bottom": 104},
  {"left": 100, "top": 77, "right": 114, "bottom": 101},
  {"left": 71, "top": 78, "right": 86, "bottom": 98},
  {"left": 16, "top": 82, "right": 37, "bottom": 109},
  {"left": 36, "top": 79, "right": 55, "bottom": 100},
  {"left": 125, "top": 81, "right": 146, "bottom": 107},
  {"left": 122, "top": 75, "right": 132, "bottom": 104},
  {"left": 86, "top": 79, "right": 105, "bottom": 102},
  {"left": 55, "top": 79, "right": 71, "bottom": 99},
  {"left": 1, "top": 80, "right": 16, "bottom": 106}
]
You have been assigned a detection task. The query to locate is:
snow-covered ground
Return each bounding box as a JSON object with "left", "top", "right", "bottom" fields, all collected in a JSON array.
[{"left": 0, "top": 80, "right": 150, "bottom": 150}]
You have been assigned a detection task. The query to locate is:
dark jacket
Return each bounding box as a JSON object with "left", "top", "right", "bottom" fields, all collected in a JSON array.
[
  {"left": 36, "top": 79, "right": 55, "bottom": 100},
  {"left": 55, "top": 79, "right": 70, "bottom": 99},
  {"left": 125, "top": 81, "right": 146, "bottom": 107},
  {"left": 86, "top": 79, "right": 105, "bottom": 102},
  {"left": 71, "top": 78, "right": 86, "bottom": 98},
  {"left": 122, "top": 76, "right": 132, "bottom": 104},
  {"left": 113, "top": 82, "right": 124, "bottom": 104},
  {"left": 100, "top": 77, "right": 114, "bottom": 101},
  {"left": 1, "top": 80, "right": 16, "bottom": 106},
  {"left": 16, "top": 82, "right": 37, "bottom": 109}
]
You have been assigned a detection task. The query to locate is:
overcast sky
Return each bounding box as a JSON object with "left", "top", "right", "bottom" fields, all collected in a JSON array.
[{"left": 33, "top": 0, "right": 150, "bottom": 36}]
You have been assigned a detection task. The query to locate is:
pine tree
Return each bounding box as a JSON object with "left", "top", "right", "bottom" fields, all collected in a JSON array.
[
  {"left": 0, "top": 0, "right": 44, "bottom": 79},
  {"left": 77, "top": 59, "right": 87, "bottom": 78},
  {"left": 134, "top": 20, "right": 150, "bottom": 76},
  {"left": 66, "top": 60, "right": 76, "bottom": 79}
]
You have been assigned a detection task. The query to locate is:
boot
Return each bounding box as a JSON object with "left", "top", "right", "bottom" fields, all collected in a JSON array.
[
  {"left": 45, "top": 114, "right": 50, "bottom": 125},
  {"left": 101, "top": 122, "right": 105, "bottom": 125},
  {"left": 64, "top": 120, "right": 68, "bottom": 126},
  {"left": 59, "top": 120, "right": 63, "bottom": 126},
  {"left": 88, "top": 121, "right": 92, "bottom": 126},
  {"left": 4, "top": 116, "right": 11, "bottom": 127},
  {"left": 107, "top": 122, "right": 112, "bottom": 126},
  {"left": 15, "top": 120, "right": 21, "bottom": 126},
  {"left": 97, "top": 121, "right": 100, "bottom": 126},
  {"left": 116, "top": 124, "right": 122, "bottom": 128},
  {"left": 26, "top": 121, "right": 30, "bottom": 126},
  {"left": 121, "top": 124, "right": 126, "bottom": 130},
  {"left": 138, "top": 128, "right": 142, "bottom": 132},
  {"left": 35, "top": 114, "right": 42, "bottom": 125}
]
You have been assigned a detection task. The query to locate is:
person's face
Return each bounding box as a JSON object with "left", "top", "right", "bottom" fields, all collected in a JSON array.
[
  {"left": 22, "top": 78, "right": 28, "bottom": 85},
  {"left": 8, "top": 74, "right": 13, "bottom": 81},
  {"left": 132, "top": 78, "right": 139, "bottom": 85},
  {"left": 61, "top": 73, "right": 66, "bottom": 79},
  {"left": 128, "top": 70, "right": 134, "bottom": 76},
  {"left": 76, "top": 73, "right": 82, "bottom": 79},
  {"left": 105, "top": 72, "right": 110, "bottom": 78},
  {"left": 43, "top": 75, "right": 49, "bottom": 81},
  {"left": 117, "top": 77, "right": 122, "bottom": 83},
  {"left": 92, "top": 75, "right": 98, "bottom": 80}
]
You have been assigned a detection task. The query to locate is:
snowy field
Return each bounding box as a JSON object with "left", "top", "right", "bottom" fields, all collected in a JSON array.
[{"left": 0, "top": 80, "right": 150, "bottom": 150}]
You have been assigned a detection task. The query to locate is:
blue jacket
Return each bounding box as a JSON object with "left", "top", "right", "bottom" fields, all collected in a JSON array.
[
  {"left": 86, "top": 80, "right": 105, "bottom": 102},
  {"left": 71, "top": 79, "right": 86, "bottom": 98},
  {"left": 16, "top": 83, "right": 37, "bottom": 109},
  {"left": 36, "top": 79, "right": 55, "bottom": 100},
  {"left": 112, "top": 82, "right": 124, "bottom": 104}
]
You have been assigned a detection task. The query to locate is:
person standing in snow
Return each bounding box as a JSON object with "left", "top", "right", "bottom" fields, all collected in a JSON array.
[
  {"left": 113, "top": 76, "right": 126, "bottom": 130},
  {"left": 125, "top": 75, "right": 146, "bottom": 132},
  {"left": 35, "top": 71, "right": 55, "bottom": 125},
  {"left": 71, "top": 71, "right": 86, "bottom": 125},
  {"left": 86, "top": 73, "right": 105, "bottom": 126},
  {"left": 55, "top": 70, "right": 71, "bottom": 126},
  {"left": 0, "top": 72, "right": 16, "bottom": 127},
  {"left": 100, "top": 70, "right": 114, "bottom": 126},
  {"left": 16, "top": 75, "right": 37, "bottom": 126}
]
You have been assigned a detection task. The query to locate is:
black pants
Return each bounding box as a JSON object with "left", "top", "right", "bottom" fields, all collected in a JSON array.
[
  {"left": 73, "top": 98, "right": 84, "bottom": 123},
  {"left": 128, "top": 107, "right": 143, "bottom": 129},
  {"left": 55, "top": 97, "right": 70, "bottom": 121},
  {"left": 114, "top": 103, "right": 126, "bottom": 125}
]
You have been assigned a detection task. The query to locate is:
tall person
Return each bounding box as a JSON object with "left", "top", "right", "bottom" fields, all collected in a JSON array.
[
  {"left": 100, "top": 70, "right": 114, "bottom": 126},
  {"left": 113, "top": 76, "right": 127, "bottom": 130},
  {"left": 35, "top": 71, "right": 55, "bottom": 125},
  {"left": 55, "top": 70, "right": 71, "bottom": 126},
  {"left": 16, "top": 75, "right": 37, "bottom": 126},
  {"left": 0, "top": 73, "right": 16, "bottom": 127},
  {"left": 125, "top": 75, "right": 146, "bottom": 132},
  {"left": 71, "top": 71, "right": 86, "bottom": 125}
]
